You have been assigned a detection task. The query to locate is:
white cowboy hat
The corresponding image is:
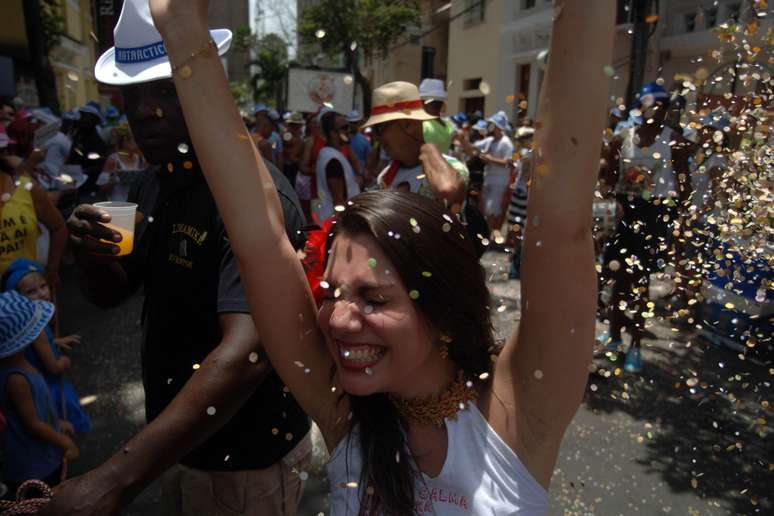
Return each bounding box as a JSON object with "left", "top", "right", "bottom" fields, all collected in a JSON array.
[
  {"left": 362, "top": 82, "right": 437, "bottom": 129},
  {"left": 94, "top": 0, "right": 232, "bottom": 86}
]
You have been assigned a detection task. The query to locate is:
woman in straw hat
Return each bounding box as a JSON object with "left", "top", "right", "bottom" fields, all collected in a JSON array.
[{"left": 148, "top": 0, "right": 615, "bottom": 514}]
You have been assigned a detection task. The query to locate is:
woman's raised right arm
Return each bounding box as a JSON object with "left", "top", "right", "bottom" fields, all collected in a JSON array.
[{"left": 149, "top": 0, "right": 348, "bottom": 444}]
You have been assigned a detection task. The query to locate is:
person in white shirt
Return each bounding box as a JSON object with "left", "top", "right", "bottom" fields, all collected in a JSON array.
[
  {"left": 313, "top": 111, "right": 361, "bottom": 220},
  {"left": 96, "top": 124, "right": 146, "bottom": 202},
  {"left": 480, "top": 112, "right": 515, "bottom": 233}
]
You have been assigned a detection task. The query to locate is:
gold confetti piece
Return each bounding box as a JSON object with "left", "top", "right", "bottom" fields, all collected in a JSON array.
[
  {"left": 285, "top": 432, "right": 294, "bottom": 441},
  {"left": 271, "top": 428, "right": 279, "bottom": 435},
  {"left": 183, "top": 160, "right": 193, "bottom": 170},
  {"left": 192, "top": 363, "right": 200, "bottom": 370},
  {"left": 179, "top": 65, "right": 192, "bottom": 79},
  {"left": 155, "top": 108, "right": 164, "bottom": 118},
  {"left": 248, "top": 352, "right": 259, "bottom": 363},
  {"left": 206, "top": 406, "right": 216, "bottom": 415}
]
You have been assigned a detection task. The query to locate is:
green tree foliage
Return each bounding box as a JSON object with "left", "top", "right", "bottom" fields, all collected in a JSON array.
[
  {"left": 39, "top": 0, "right": 65, "bottom": 49},
  {"left": 249, "top": 33, "right": 292, "bottom": 107},
  {"left": 298, "top": 0, "right": 421, "bottom": 112}
]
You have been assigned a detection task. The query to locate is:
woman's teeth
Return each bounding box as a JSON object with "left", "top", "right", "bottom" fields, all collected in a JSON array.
[{"left": 340, "top": 346, "right": 385, "bottom": 363}]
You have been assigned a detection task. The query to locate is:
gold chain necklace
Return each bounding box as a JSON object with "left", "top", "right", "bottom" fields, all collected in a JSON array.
[{"left": 389, "top": 372, "right": 478, "bottom": 427}]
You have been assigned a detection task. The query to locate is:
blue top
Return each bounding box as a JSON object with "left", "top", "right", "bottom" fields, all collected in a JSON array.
[
  {"left": 349, "top": 132, "right": 372, "bottom": 170},
  {"left": 0, "top": 366, "right": 62, "bottom": 483},
  {"left": 25, "top": 326, "right": 60, "bottom": 384}
]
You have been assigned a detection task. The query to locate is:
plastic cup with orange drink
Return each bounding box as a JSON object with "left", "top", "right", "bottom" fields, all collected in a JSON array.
[{"left": 93, "top": 201, "right": 137, "bottom": 256}]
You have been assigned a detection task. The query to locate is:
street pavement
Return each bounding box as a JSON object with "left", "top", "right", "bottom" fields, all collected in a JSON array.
[{"left": 58, "top": 250, "right": 772, "bottom": 515}]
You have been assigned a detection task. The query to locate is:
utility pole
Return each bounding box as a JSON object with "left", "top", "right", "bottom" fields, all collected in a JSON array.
[{"left": 625, "top": 0, "right": 656, "bottom": 109}]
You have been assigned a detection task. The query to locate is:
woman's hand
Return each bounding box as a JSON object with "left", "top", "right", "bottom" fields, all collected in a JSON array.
[{"left": 148, "top": 0, "right": 208, "bottom": 40}]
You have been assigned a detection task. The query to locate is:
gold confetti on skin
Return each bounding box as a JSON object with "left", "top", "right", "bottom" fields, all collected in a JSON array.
[{"left": 179, "top": 65, "right": 192, "bottom": 79}]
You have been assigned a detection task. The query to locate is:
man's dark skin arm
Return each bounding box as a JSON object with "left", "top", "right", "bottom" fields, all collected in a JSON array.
[
  {"left": 40, "top": 312, "right": 270, "bottom": 516},
  {"left": 326, "top": 159, "right": 347, "bottom": 207}
]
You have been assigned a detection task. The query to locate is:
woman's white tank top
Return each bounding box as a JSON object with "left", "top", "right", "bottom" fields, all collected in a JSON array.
[{"left": 326, "top": 403, "right": 548, "bottom": 515}]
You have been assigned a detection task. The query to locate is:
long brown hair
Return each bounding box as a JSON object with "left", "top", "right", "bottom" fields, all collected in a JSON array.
[{"left": 329, "top": 191, "right": 495, "bottom": 515}]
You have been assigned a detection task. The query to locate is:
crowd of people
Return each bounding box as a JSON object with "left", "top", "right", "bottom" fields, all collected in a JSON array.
[{"left": 0, "top": 0, "right": 769, "bottom": 514}]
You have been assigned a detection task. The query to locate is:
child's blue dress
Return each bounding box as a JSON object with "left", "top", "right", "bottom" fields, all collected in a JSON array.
[
  {"left": 0, "top": 367, "right": 63, "bottom": 484},
  {"left": 24, "top": 327, "right": 91, "bottom": 433}
]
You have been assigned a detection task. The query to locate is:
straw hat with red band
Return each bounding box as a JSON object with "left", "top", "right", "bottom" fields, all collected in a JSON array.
[{"left": 361, "top": 81, "right": 438, "bottom": 129}]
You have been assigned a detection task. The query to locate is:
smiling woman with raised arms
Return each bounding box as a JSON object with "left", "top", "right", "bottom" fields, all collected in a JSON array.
[{"left": 148, "top": 0, "right": 615, "bottom": 514}]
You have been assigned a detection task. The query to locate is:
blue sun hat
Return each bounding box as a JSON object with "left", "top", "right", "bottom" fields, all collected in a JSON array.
[
  {"left": 79, "top": 103, "right": 105, "bottom": 124},
  {"left": 452, "top": 112, "right": 468, "bottom": 125},
  {"left": 487, "top": 111, "right": 510, "bottom": 131},
  {"left": 105, "top": 105, "right": 121, "bottom": 120},
  {"left": 473, "top": 119, "right": 488, "bottom": 132},
  {"left": 2, "top": 258, "right": 46, "bottom": 293},
  {"left": 634, "top": 82, "right": 669, "bottom": 109},
  {"left": 0, "top": 291, "right": 55, "bottom": 359}
]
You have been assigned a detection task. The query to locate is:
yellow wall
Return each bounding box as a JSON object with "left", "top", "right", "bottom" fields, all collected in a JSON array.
[
  {"left": 51, "top": 0, "right": 100, "bottom": 111},
  {"left": 0, "top": 0, "right": 28, "bottom": 52},
  {"left": 64, "top": 1, "right": 83, "bottom": 42},
  {"left": 446, "top": 0, "right": 504, "bottom": 116}
]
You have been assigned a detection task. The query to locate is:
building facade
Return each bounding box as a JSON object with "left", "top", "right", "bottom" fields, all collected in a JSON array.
[
  {"left": 361, "top": 0, "right": 451, "bottom": 89},
  {"left": 209, "top": 0, "right": 251, "bottom": 82},
  {"left": 0, "top": 0, "right": 101, "bottom": 111},
  {"left": 446, "top": 0, "right": 771, "bottom": 122},
  {"left": 51, "top": 0, "right": 101, "bottom": 112}
]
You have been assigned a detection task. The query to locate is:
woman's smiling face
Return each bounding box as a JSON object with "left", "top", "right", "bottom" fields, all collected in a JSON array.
[{"left": 317, "top": 231, "right": 438, "bottom": 397}]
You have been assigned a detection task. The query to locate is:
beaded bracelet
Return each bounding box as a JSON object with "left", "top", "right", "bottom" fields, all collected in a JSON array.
[{"left": 171, "top": 38, "right": 216, "bottom": 78}]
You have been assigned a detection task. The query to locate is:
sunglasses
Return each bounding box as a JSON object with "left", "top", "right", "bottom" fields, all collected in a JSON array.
[{"left": 373, "top": 120, "right": 398, "bottom": 137}]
